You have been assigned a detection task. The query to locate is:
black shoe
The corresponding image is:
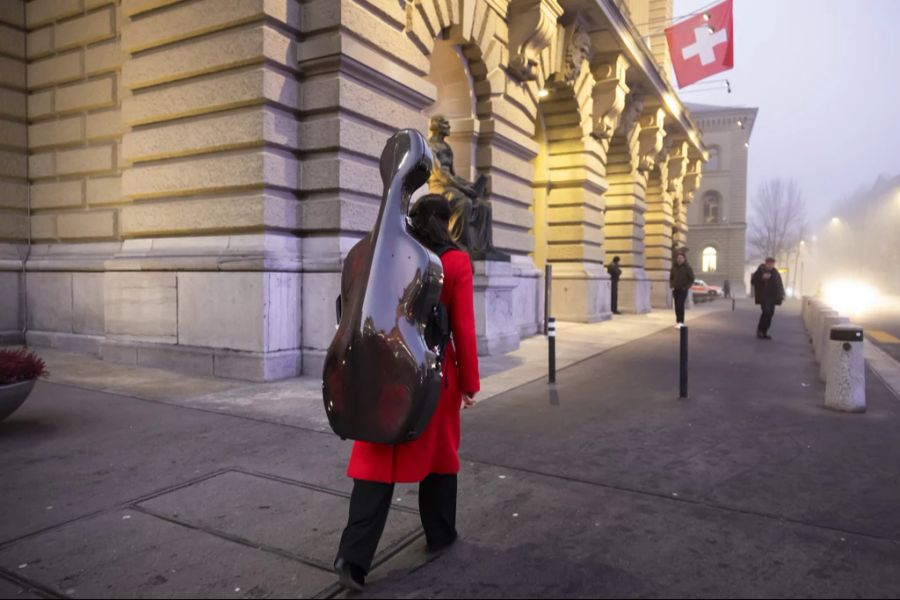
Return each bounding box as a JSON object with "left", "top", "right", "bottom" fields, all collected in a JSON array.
[
  {"left": 426, "top": 532, "right": 458, "bottom": 561},
  {"left": 613, "top": 311, "right": 622, "bottom": 315},
  {"left": 334, "top": 558, "right": 365, "bottom": 592},
  {"left": 763, "top": 334, "right": 772, "bottom": 340},
  {"left": 757, "top": 331, "right": 765, "bottom": 339}
]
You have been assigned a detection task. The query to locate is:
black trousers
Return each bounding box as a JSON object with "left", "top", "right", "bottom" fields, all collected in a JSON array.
[
  {"left": 610, "top": 280, "right": 619, "bottom": 313},
  {"left": 336, "top": 474, "right": 458, "bottom": 574},
  {"left": 758, "top": 302, "right": 776, "bottom": 334},
  {"left": 673, "top": 289, "right": 688, "bottom": 324}
]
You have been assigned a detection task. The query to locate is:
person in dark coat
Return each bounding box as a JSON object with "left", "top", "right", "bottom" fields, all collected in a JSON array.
[
  {"left": 607, "top": 256, "right": 622, "bottom": 315},
  {"left": 750, "top": 257, "right": 785, "bottom": 339},
  {"left": 669, "top": 251, "right": 694, "bottom": 327},
  {"left": 333, "top": 194, "right": 480, "bottom": 592},
  {"left": 723, "top": 279, "right": 731, "bottom": 299}
]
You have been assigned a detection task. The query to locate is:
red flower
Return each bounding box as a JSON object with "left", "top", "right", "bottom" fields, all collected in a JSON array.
[{"left": 0, "top": 348, "right": 48, "bottom": 384}]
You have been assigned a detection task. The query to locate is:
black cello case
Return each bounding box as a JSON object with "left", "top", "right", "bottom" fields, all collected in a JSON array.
[{"left": 322, "top": 129, "right": 444, "bottom": 444}]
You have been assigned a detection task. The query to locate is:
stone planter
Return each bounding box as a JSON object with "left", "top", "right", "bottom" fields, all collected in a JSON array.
[{"left": 0, "top": 379, "right": 36, "bottom": 422}]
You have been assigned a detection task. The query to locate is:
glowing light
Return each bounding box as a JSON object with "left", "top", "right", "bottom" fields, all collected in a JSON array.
[
  {"left": 831, "top": 217, "right": 841, "bottom": 225},
  {"left": 538, "top": 88, "right": 549, "bottom": 98},
  {"left": 707, "top": 25, "right": 716, "bottom": 34},
  {"left": 744, "top": 142, "right": 750, "bottom": 148},
  {"left": 737, "top": 119, "right": 743, "bottom": 128},
  {"left": 822, "top": 280, "right": 883, "bottom": 317},
  {"left": 703, "top": 12, "right": 710, "bottom": 21}
]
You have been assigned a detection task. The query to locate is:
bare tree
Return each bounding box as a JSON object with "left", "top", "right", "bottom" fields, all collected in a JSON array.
[{"left": 748, "top": 178, "right": 807, "bottom": 264}]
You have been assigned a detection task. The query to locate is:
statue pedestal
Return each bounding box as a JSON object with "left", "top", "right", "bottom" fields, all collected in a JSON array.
[
  {"left": 472, "top": 259, "right": 520, "bottom": 356},
  {"left": 618, "top": 268, "right": 653, "bottom": 314},
  {"left": 551, "top": 263, "right": 612, "bottom": 323}
]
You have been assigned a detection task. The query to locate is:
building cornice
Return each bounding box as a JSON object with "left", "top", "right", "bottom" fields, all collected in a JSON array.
[{"left": 576, "top": 0, "right": 707, "bottom": 159}]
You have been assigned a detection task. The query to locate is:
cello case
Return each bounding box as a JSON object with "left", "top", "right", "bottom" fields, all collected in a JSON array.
[{"left": 322, "top": 129, "right": 444, "bottom": 444}]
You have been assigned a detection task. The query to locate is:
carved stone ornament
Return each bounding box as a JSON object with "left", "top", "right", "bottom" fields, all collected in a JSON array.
[
  {"left": 637, "top": 107, "right": 666, "bottom": 174},
  {"left": 507, "top": 0, "right": 563, "bottom": 82},
  {"left": 563, "top": 22, "right": 592, "bottom": 84},
  {"left": 590, "top": 53, "right": 630, "bottom": 140},
  {"left": 616, "top": 89, "right": 645, "bottom": 138},
  {"left": 666, "top": 140, "right": 690, "bottom": 194}
]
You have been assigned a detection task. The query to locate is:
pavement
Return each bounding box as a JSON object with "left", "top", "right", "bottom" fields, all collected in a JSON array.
[{"left": 2, "top": 300, "right": 900, "bottom": 598}]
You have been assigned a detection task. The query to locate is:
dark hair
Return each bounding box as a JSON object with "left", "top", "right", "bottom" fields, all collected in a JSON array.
[
  {"left": 765, "top": 257, "right": 776, "bottom": 263},
  {"left": 409, "top": 194, "right": 455, "bottom": 252},
  {"left": 612, "top": 256, "right": 620, "bottom": 263}
]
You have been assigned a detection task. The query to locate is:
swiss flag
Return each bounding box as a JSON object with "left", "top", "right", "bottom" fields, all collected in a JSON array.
[{"left": 666, "top": 0, "right": 734, "bottom": 88}]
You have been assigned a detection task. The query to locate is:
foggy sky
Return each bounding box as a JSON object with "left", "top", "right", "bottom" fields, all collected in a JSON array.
[{"left": 672, "top": 0, "right": 900, "bottom": 220}]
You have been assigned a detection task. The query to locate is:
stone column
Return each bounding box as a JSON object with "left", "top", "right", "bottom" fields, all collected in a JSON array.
[
  {"left": 0, "top": 0, "right": 27, "bottom": 344},
  {"left": 678, "top": 155, "right": 704, "bottom": 249},
  {"left": 604, "top": 101, "right": 665, "bottom": 314},
  {"left": 110, "top": 0, "right": 303, "bottom": 380},
  {"left": 19, "top": 0, "right": 123, "bottom": 355},
  {"left": 542, "top": 89, "right": 610, "bottom": 323},
  {"left": 645, "top": 140, "right": 687, "bottom": 308}
]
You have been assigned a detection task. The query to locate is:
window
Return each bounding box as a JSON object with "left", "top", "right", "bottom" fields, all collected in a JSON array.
[
  {"left": 702, "top": 246, "right": 718, "bottom": 273},
  {"left": 706, "top": 146, "right": 720, "bottom": 171},
  {"left": 703, "top": 191, "right": 721, "bottom": 224}
]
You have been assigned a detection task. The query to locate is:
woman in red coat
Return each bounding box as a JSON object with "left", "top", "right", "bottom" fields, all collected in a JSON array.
[{"left": 334, "top": 194, "right": 481, "bottom": 592}]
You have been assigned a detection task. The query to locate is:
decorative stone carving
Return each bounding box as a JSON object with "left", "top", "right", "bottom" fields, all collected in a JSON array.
[
  {"left": 590, "top": 53, "right": 630, "bottom": 140},
  {"left": 683, "top": 156, "right": 704, "bottom": 202},
  {"left": 637, "top": 107, "right": 666, "bottom": 174},
  {"left": 506, "top": 0, "right": 564, "bottom": 82},
  {"left": 666, "top": 140, "right": 690, "bottom": 195},
  {"left": 562, "top": 20, "right": 592, "bottom": 84},
  {"left": 617, "top": 89, "right": 644, "bottom": 138},
  {"left": 427, "top": 115, "right": 504, "bottom": 260}
]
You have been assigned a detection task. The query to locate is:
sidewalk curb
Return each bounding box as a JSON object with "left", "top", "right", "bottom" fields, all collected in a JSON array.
[{"left": 865, "top": 342, "right": 900, "bottom": 401}]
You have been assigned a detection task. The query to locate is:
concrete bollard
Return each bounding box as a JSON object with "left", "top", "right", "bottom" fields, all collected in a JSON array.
[
  {"left": 806, "top": 299, "right": 824, "bottom": 338},
  {"left": 819, "top": 315, "right": 849, "bottom": 381},
  {"left": 824, "top": 325, "right": 866, "bottom": 413},
  {"left": 801, "top": 296, "right": 812, "bottom": 329},
  {"left": 813, "top": 309, "right": 838, "bottom": 363}
]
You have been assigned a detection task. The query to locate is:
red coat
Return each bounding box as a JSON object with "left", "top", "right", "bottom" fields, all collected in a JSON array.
[{"left": 347, "top": 249, "right": 480, "bottom": 483}]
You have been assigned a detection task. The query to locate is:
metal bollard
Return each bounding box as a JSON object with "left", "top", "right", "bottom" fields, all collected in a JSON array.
[
  {"left": 679, "top": 325, "right": 688, "bottom": 400},
  {"left": 548, "top": 317, "right": 556, "bottom": 384},
  {"left": 544, "top": 264, "right": 552, "bottom": 335},
  {"left": 825, "top": 325, "right": 865, "bottom": 413},
  {"left": 731, "top": 298, "right": 735, "bottom": 311}
]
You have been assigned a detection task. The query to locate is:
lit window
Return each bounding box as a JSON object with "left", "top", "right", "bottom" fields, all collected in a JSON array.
[
  {"left": 702, "top": 246, "right": 718, "bottom": 272},
  {"left": 703, "top": 191, "right": 721, "bottom": 224}
]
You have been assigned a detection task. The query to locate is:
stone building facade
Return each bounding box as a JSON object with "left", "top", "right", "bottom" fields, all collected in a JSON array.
[
  {"left": 0, "top": 0, "right": 706, "bottom": 381},
  {"left": 683, "top": 103, "right": 756, "bottom": 296}
]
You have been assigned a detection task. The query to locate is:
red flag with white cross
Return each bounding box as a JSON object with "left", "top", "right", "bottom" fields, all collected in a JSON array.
[{"left": 666, "top": 0, "right": 734, "bottom": 88}]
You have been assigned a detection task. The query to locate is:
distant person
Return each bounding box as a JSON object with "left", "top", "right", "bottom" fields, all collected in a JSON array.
[
  {"left": 669, "top": 251, "right": 694, "bottom": 328},
  {"left": 750, "top": 257, "right": 786, "bottom": 340},
  {"left": 723, "top": 279, "right": 731, "bottom": 299},
  {"left": 607, "top": 256, "right": 622, "bottom": 315}
]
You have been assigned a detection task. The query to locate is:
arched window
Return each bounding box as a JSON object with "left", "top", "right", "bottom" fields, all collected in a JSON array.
[
  {"left": 703, "top": 191, "right": 722, "bottom": 224},
  {"left": 702, "top": 246, "right": 718, "bottom": 273},
  {"left": 706, "top": 146, "right": 720, "bottom": 171}
]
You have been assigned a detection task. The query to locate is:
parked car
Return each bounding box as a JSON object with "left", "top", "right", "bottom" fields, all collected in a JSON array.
[
  {"left": 691, "top": 279, "right": 717, "bottom": 302},
  {"left": 707, "top": 283, "right": 723, "bottom": 297}
]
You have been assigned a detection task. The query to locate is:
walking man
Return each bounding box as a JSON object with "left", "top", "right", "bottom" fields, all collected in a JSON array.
[
  {"left": 750, "top": 257, "right": 785, "bottom": 340},
  {"left": 723, "top": 279, "right": 731, "bottom": 299},
  {"left": 669, "top": 251, "right": 694, "bottom": 328},
  {"left": 607, "top": 256, "right": 622, "bottom": 315}
]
